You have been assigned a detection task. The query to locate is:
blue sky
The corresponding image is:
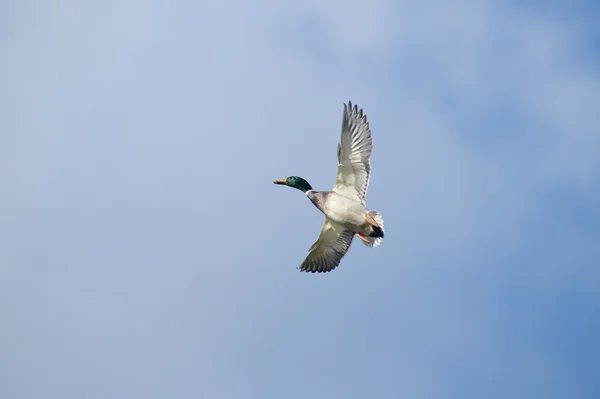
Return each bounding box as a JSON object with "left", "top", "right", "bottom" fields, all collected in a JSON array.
[{"left": 1, "top": 1, "right": 599, "bottom": 398}]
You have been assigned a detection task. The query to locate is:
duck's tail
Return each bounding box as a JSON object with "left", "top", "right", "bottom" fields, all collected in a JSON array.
[{"left": 362, "top": 210, "right": 384, "bottom": 248}]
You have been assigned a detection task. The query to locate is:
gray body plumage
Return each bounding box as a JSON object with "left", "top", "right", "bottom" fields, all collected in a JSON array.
[{"left": 307, "top": 191, "right": 371, "bottom": 235}]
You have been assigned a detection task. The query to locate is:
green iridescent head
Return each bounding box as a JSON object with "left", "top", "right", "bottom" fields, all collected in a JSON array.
[{"left": 273, "top": 176, "right": 313, "bottom": 193}]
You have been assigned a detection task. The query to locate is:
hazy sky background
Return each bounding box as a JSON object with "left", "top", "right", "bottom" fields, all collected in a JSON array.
[{"left": 1, "top": 1, "right": 599, "bottom": 398}]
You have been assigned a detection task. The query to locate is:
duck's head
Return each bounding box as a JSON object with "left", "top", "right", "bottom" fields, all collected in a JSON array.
[{"left": 273, "top": 176, "right": 313, "bottom": 193}]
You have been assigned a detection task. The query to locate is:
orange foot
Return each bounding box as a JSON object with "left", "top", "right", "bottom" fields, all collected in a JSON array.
[
  {"left": 356, "top": 233, "right": 370, "bottom": 244},
  {"left": 364, "top": 214, "right": 379, "bottom": 228}
]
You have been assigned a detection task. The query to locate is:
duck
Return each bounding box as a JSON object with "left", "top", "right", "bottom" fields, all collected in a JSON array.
[{"left": 274, "top": 101, "right": 384, "bottom": 273}]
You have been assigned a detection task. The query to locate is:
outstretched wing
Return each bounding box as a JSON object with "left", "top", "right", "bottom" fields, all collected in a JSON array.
[
  {"left": 332, "top": 102, "right": 373, "bottom": 205},
  {"left": 299, "top": 219, "right": 354, "bottom": 273}
]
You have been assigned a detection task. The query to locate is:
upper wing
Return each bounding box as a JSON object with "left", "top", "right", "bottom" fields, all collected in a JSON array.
[
  {"left": 299, "top": 218, "right": 355, "bottom": 273},
  {"left": 332, "top": 102, "right": 373, "bottom": 205}
]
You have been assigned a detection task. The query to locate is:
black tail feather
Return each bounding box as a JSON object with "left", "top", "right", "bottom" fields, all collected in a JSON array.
[{"left": 369, "top": 225, "right": 384, "bottom": 238}]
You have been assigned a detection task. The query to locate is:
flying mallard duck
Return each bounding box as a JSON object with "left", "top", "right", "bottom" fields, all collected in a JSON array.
[{"left": 274, "top": 101, "right": 384, "bottom": 273}]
